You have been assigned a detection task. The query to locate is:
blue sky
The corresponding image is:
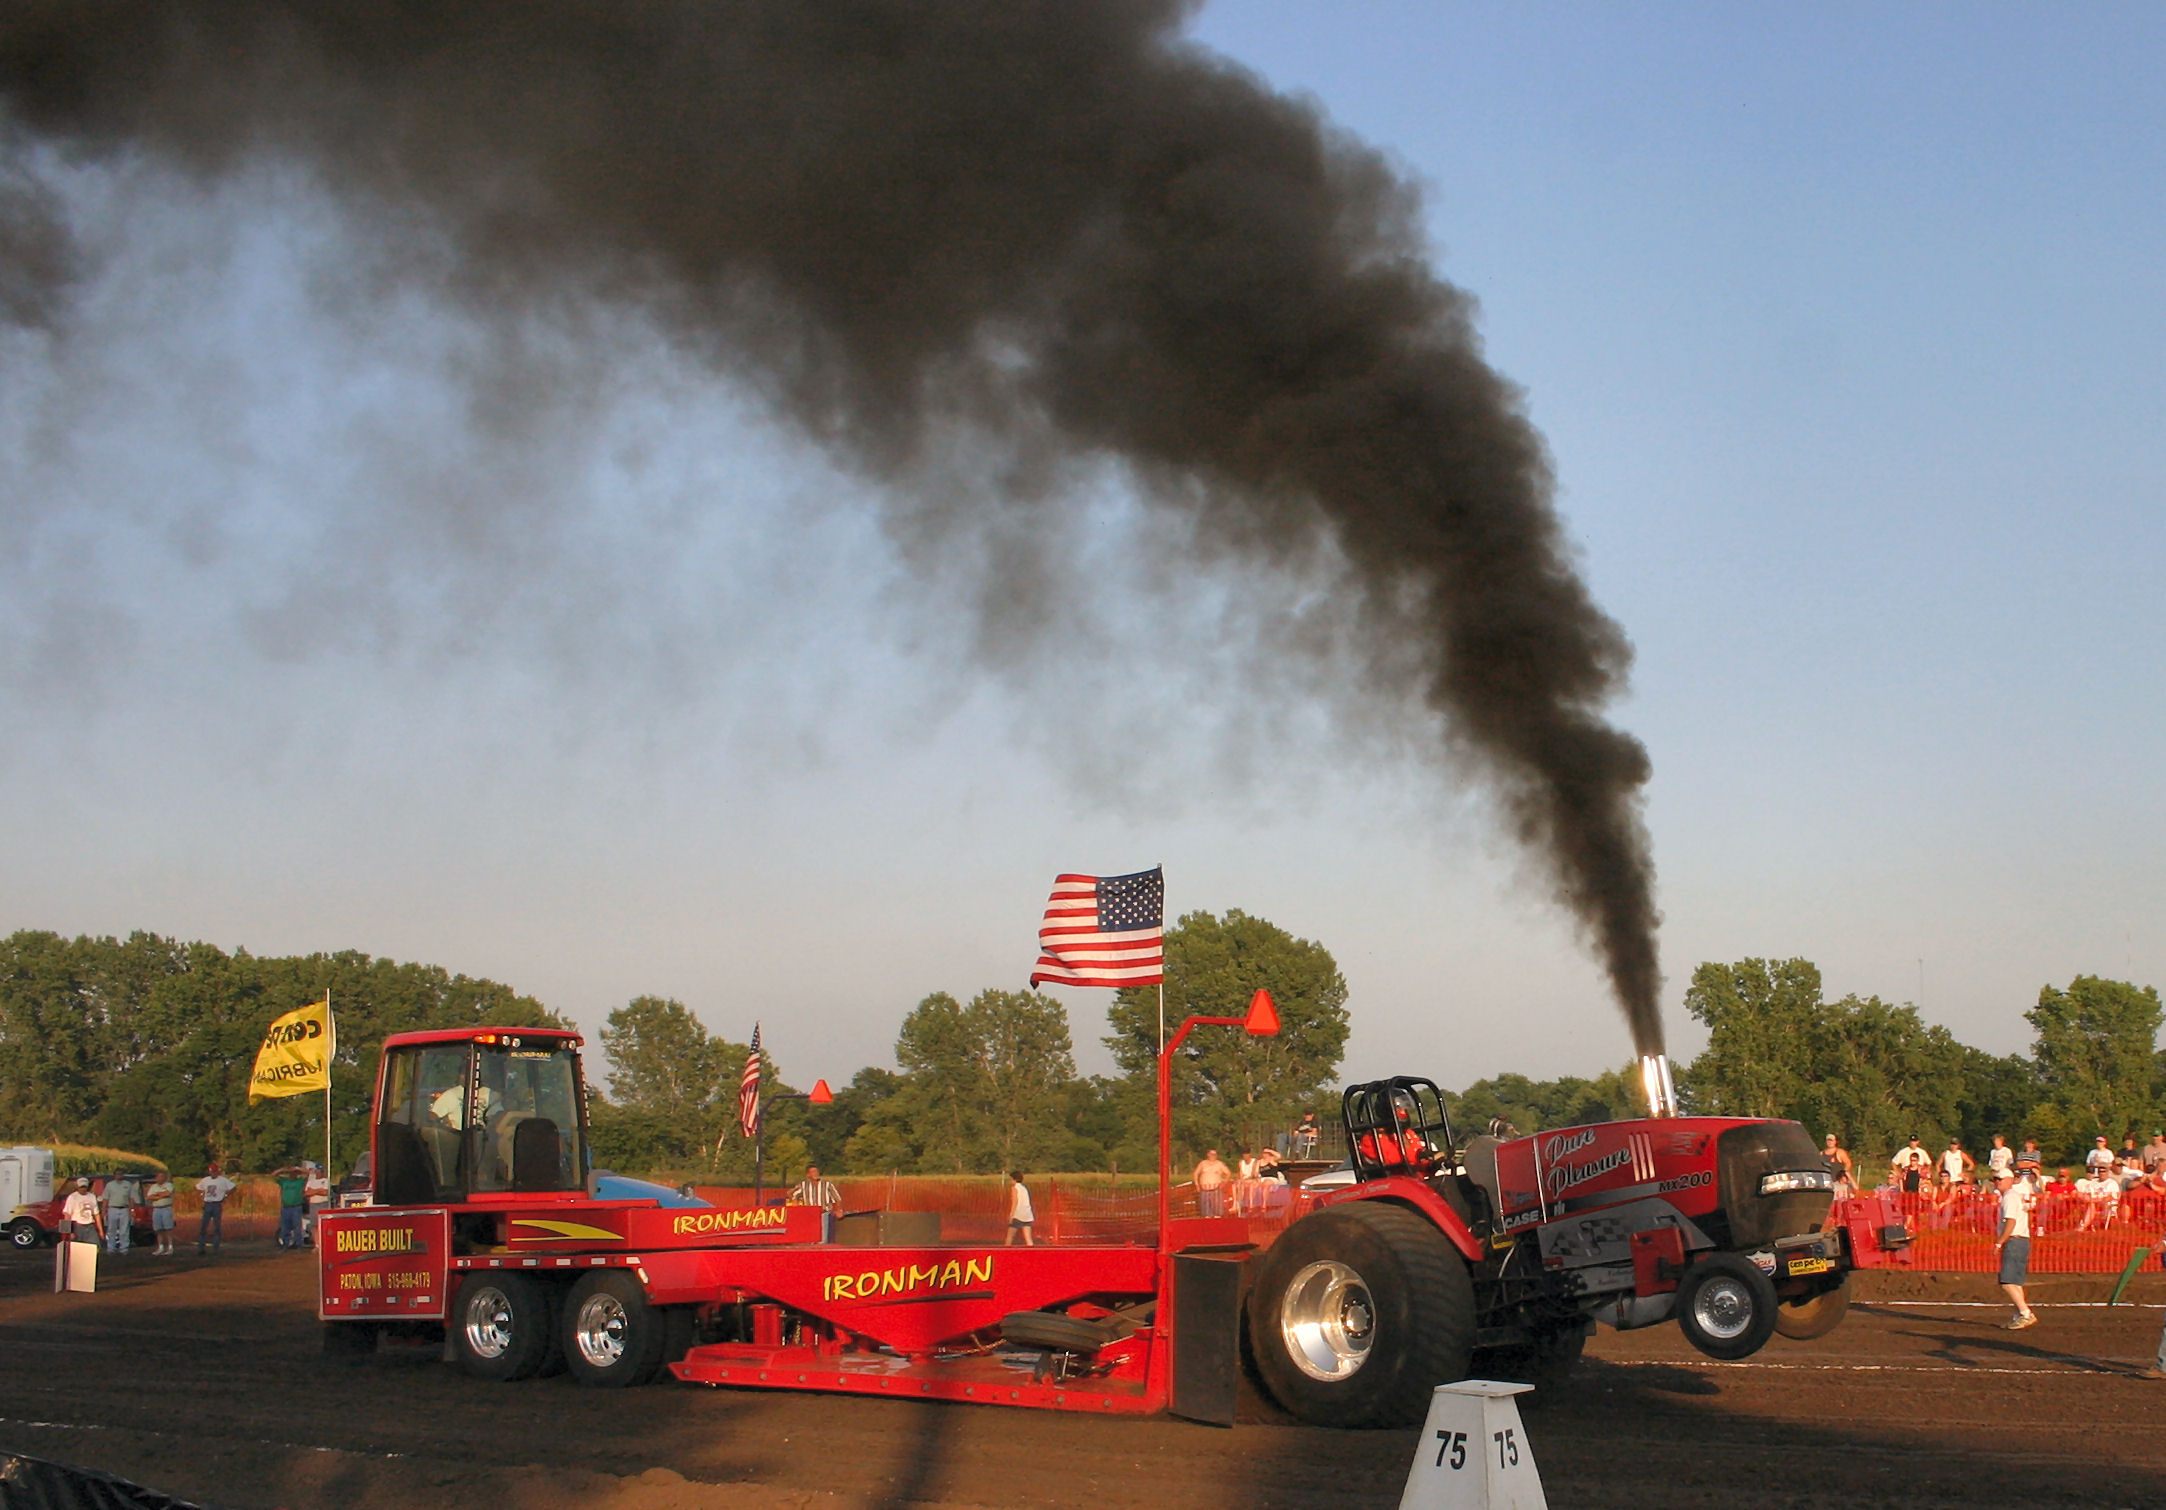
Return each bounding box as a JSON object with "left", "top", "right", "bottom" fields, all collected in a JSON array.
[{"left": 2, "top": 5, "right": 2159, "bottom": 1089}]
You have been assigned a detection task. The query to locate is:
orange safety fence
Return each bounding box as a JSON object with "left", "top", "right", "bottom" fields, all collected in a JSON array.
[{"left": 1841, "top": 1187, "right": 2166, "bottom": 1274}]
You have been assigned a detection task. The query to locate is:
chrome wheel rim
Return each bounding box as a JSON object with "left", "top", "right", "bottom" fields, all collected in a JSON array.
[
  {"left": 573, "top": 1290, "right": 630, "bottom": 1368},
  {"left": 1692, "top": 1276, "right": 1756, "bottom": 1340},
  {"left": 1279, "top": 1259, "right": 1375, "bottom": 1381},
  {"left": 463, "top": 1284, "right": 515, "bottom": 1359}
]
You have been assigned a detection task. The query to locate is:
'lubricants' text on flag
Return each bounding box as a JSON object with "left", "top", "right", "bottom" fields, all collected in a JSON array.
[
  {"left": 248, "top": 996, "right": 334, "bottom": 1103},
  {"left": 1030, "top": 868, "right": 1165, "bottom": 989}
]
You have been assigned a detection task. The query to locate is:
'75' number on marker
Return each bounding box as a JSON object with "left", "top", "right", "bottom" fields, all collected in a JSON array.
[{"left": 1432, "top": 1427, "right": 1521, "bottom": 1471}]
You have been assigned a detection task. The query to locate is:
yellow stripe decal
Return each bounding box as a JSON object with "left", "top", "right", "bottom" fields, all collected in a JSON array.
[{"left": 509, "top": 1219, "right": 626, "bottom": 1243}]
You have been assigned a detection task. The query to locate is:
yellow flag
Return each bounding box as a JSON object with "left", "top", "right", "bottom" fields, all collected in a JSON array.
[{"left": 248, "top": 996, "right": 334, "bottom": 1103}]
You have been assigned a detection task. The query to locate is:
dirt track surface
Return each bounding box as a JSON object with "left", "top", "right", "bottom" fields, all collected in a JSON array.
[{"left": 4, "top": 1243, "right": 2165, "bottom": 1510}]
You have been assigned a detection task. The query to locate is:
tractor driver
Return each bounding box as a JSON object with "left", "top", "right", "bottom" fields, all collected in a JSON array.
[{"left": 1357, "top": 1094, "right": 1438, "bottom": 1176}]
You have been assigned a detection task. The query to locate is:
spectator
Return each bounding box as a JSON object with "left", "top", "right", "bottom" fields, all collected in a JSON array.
[
  {"left": 272, "top": 1165, "right": 310, "bottom": 1249},
  {"left": 1293, "top": 1111, "right": 1321, "bottom": 1158},
  {"left": 101, "top": 1172, "right": 138, "bottom": 1255},
  {"left": 1938, "top": 1139, "right": 1973, "bottom": 1190},
  {"left": 1256, "top": 1146, "right": 1285, "bottom": 1182},
  {"left": 2120, "top": 1151, "right": 2148, "bottom": 1191},
  {"left": 1822, "top": 1135, "right": 1855, "bottom": 1197},
  {"left": 2016, "top": 1139, "right": 2044, "bottom": 1186},
  {"left": 2144, "top": 1131, "right": 2166, "bottom": 1175},
  {"left": 60, "top": 1178, "right": 102, "bottom": 1246},
  {"left": 1985, "top": 1134, "right": 2015, "bottom": 1181},
  {"left": 2086, "top": 1136, "right": 2117, "bottom": 1177},
  {"left": 2120, "top": 1135, "right": 2143, "bottom": 1170},
  {"left": 1193, "top": 1150, "right": 1232, "bottom": 1218},
  {"left": 303, "top": 1163, "right": 332, "bottom": 1246},
  {"left": 1992, "top": 1169, "right": 2036, "bottom": 1330},
  {"left": 2075, "top": 1166, "right": 2120, "bottom": 1231},
  {"left": 195, "top": 1165, "right": 235, "bottom": 1255},
  {"left": 1891, "top": 1137, "right": 1932, "bottom": 1194},
  {"left": 144, "top": 1170, "right": 177, "bottom": 1256},
  {"left": 789, "top": 1165, "right": 842, "bottom": 1242},
  {"left": 1004, "top": 1171, "right": 1035, "bottom": 1247},
  {"left": 2044, "top": 1166, "right": 2077, "bottom": 1194}
]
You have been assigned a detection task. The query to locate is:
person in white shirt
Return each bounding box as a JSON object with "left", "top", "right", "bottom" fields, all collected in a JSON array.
[
  {"left": 2075, "top": 1170, "right": 2120, "bottom": 1231},
  {"left": 60, "top": 1179, "right": 102, "bottom": 1245},
  {"left": 101, "top": 1174, "right": 138, "bottom": 1254},
  {"left": 1992, "top": 1169, "right": 2036, "bottom": 1329},
  {"left": 2086, "top": 1137, "right": 2118, "bottom": 1177},
  {"left": 1938, "top": 1141, "right": 1973, "bottom": 1187},
  {"left": 1891, "top": 1138, "right": 1932, "bottom": 1194},
  {"left": 1005, "top": 1171, "right": 1035, "bottom": 1247},
  {"left": 196, "top": 1165, "right": 237, "bottom": 1255},
  {"left": 789, "top": 1165, "right": 842, "bottom": 1242},
  {"left": 1985, "top": 1135, "right": 2015, "bottom": 1180}
]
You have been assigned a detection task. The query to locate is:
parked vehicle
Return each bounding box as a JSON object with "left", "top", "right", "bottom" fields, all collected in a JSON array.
[{"left": 9, "top": 1173, "right": 156, "bottom": 1250}]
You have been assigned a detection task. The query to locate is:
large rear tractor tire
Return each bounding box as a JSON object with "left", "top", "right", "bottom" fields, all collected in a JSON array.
[
  {"left": 562, "top": 1270, "right": 669, "bottom": 1388},
  {"left": 1245, "top": 1201, "right": 1474, "bottom": 1428},
  {"left": 1676, "top": 1253, "right": 1779, "bottom": 1361},
  {"left": 452, "top": 1273, "right": 558, "bottom": 1382},
  {"left": 1773, "top": 1273, "right": 1851, "bottom": 1340}
]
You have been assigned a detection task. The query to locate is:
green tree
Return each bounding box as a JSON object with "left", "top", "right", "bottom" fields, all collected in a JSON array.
[
  {"left": 0, "top": 930, "right": 559, "bottom": 1175},
  {"left": 1105, "top": 910, "right": 1349, "bottom": 1165},
  {"left": 1679, "top": 958, "right": 1825, "bottom": 1119},
  {"left": 2025, "top": 975, "right": 2162, "bottom": 1159},
  {"left": 1680, "top": 956, "right": 1967, "bottom": 1162},
  {"left": 1448, "top": 1064, "right": 1647, "bottom": 1136},
  {"left": 599, "top": 997, "right": 732, "bottom": 1123},
  {"left": 844, "top": 990, "right": 1079, "bottom": 1173}
]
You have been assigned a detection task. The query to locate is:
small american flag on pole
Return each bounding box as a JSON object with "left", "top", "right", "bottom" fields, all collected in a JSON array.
[
  {"left": 1030, "top": 867, "right": 1165, "bottom": 989},
  {"left": 737, "top": 1023, "right": 762, "bottom": 1138}
]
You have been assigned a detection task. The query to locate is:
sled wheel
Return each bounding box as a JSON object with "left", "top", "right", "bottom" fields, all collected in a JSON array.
[
  {"left": 1677, "top": 1253, "right": 1779, "bottom": 1361},
  {"left": 452, "top": 1272, "right": 558, "bottom": 1382},
  {"left": 1773, "top": 1272, "right": 1851, "bottom": 1340},
  {"left": 999, "top": 1310, "right": 1120, "bottom": 1355},
  {"left": 1245, "top": 1201, "right": 1474, "bottom": 1428},
  {"left": 563, "top": 1270, "right": 668, "bottom": 1387}
]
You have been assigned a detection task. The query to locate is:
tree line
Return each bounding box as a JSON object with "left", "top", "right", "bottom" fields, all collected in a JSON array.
[
  {"left": 1676, "top": 958, "right": 2165, "bottom": 1168},
  {"left": 3, "top": 924, "right": 2157, "bottom": 1179}
]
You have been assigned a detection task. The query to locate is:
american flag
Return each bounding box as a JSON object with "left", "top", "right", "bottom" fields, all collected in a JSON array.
[
  {"left": 737, "top": 1023, "right": 762, "bottom": 1139},
  {"left": 1030, "top": 867, "right": 1165, "bottom": 989}
]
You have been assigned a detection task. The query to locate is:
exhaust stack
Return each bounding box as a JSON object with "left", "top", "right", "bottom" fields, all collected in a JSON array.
[{"left": 1639, "top": 1054, "right": 1679, "bottom": 1119}]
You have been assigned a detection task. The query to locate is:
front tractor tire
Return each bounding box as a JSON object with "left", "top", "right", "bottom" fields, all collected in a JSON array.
[
  {"left": 1676, "top": 1253, "right": 1779, "bottom": 1361},
  {"left": 452, "top": 1273, "right": 558, "bottom": 1382},
  {"left": 1245, "top": 1201, "right": 1474, "bottom": 1429},
  {"left": 562, "top": 1271, "right": 669, "bottom": 1388},
  {"left": 1773, "top": 1273, "right": 1852, "bottom": 1341}
]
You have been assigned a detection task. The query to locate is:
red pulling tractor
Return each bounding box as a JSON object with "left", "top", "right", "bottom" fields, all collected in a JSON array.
[{"left": 320, "top": 1006, "right": 1881, "bottom": 1427}]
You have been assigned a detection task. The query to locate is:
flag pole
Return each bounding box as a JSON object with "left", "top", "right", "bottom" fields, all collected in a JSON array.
[{"left": 323, "top": 990, "right": 335, "bottom": 1177}]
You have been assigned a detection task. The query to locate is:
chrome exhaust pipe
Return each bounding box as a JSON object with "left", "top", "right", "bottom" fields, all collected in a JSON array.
[{"left": 1639, "top": 1053, "right": 1679, "bottom": 1118}]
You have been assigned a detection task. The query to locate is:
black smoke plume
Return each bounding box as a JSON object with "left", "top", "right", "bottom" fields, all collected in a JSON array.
[{"left": 0, "top": 1, "right": 1664, "bottom": 1052}]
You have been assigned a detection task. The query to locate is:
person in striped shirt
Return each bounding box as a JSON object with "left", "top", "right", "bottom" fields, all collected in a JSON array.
[{"left": 790, "top": 1166, "right": 841, "bottom": 1242}]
